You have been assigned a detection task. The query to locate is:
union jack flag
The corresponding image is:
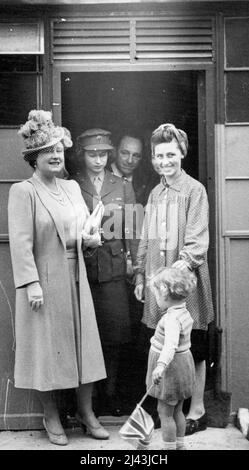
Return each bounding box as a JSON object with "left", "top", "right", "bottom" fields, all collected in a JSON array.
[{"left": 119, "top": 404, "right": 154, "bottom": 448}]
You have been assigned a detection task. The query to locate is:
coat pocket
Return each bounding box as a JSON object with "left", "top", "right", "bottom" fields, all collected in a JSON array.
[
  {"left": 110, "top": 244, "right": 126, "bottom": 279},
  {"left": 84, "top": 249, "right": 99, "bottom": 283}
]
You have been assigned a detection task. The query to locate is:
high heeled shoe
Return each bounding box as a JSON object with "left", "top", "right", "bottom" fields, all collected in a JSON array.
[
  {"left": 75, "top": 412, "right": 110, "bottom": 440},
  {"left": 43, "top": 417, "right": 68, "bottom": 446}
]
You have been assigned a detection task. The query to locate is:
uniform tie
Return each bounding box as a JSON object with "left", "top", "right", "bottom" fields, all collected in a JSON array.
[{"left": 93, "top": 176, "right": 102, "bottom": 195}]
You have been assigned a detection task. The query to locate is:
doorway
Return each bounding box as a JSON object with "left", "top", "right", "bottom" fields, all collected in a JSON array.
[
  {"left": 61, "top": 71, "right": 199, "bottom": 182},
  {"left": 59, "top": 69, "right": 213, "bottom": 417}
]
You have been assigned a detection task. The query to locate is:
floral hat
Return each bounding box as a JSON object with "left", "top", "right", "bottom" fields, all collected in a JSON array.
[{"left": 18, "top": 110, "right": 72, "bottom": 160}]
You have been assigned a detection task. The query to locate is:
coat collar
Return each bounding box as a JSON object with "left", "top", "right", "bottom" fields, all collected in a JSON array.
[
  {"left": 28, "top": 175, "right": 67, "bottom": 249},
  {"left": 76, "top": 172, "right": 98, "bottom": 197},
  {"left": 111, "top": 162, "right": 133, "bottom": 182},
  {"left": 158, "top": 170, "right": 187, "bottom": 196},
  {"left": 76, "top": 169, "right": 118, "bottom": 199},
  {"left": 100, "top": 170, "right": 118, "bottom": 198},
  {"left": 57, "top": 178, "right": 87, "bottom": 255}
]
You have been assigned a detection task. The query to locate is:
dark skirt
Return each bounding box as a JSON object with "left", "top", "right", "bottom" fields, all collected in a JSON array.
[
  {"left": 89, "top": 279, "right": 131, "bottom": 346},
  {"left": 146, "top": 349, "right": 195, "bottom": 405}
]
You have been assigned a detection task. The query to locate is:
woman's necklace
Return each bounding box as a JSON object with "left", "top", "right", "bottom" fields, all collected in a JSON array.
[{"left": 34, "top": 173, "right": 67, "bottom": 206}]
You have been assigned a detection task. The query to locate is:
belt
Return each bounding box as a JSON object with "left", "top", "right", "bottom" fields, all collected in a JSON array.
[{"left": 176, "top": 349, "right": 189, "bottom": 355}]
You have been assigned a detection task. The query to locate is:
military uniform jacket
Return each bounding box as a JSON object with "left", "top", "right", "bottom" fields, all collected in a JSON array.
[{"left": 73, "top": 170, "right": 139, "bottom": 283}]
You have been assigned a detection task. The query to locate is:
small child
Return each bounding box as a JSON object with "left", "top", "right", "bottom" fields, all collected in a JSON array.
[{"left": 138, "top": 267, "right": 197, "bottom": 451}]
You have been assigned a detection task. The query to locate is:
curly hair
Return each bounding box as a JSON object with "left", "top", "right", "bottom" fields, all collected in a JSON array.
[
  {"left": 150, "top": 267, "right": 197, "bottom": 301},
  {"left": 151, "top": 123, "right": 188, "bottom": 158}
]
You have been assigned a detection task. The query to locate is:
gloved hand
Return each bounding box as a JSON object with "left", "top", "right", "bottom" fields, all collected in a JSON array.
[
  {"left": 134, "top": 283, "right": 144, "bottom": 302},
  {"left": 82, "top": 229, "right": 102, "bottom": 248},
  {"left": 26, "top": 282, "right": 43, "bottom": 312}
]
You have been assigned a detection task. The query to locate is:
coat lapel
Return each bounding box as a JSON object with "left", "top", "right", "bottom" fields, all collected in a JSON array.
[
  {"left": 29, "top": 176, "right": 66, "bottom": 250},
  {"left": 76, "top": 171, "right": 117, "bottom": 207},
  {"left": 100, "top": 170, "right": 118, "bottom": 200},
  {"left": 58, "top": 179, "right": 86, "bottom": 248},
  {"left": 79, "top": 173, "right": 98, "bottom": 198}
]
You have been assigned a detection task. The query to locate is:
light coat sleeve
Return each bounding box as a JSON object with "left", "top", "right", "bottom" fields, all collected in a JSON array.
[
  {"left": 8, "top": 183, "right": 39, "bottom": 288},
  {"left": 179, "top": 183, "right": 209, "bottom": 269}
]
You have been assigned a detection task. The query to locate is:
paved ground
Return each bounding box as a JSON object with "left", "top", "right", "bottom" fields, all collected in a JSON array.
[{"left": 0, "top": 419, "right": 249, "bottom": 451}]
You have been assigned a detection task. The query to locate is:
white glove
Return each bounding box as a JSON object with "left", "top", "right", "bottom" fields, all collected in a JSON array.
[
  {"left": 82, "top": 229, "right": 102, "bottom": 248},
  {"left": 26, "top": 282, "right": 43, "bottom": 312},
  {"left": 83, "top": 201, "right": 104, "bottom": 235},
  {"left": 134, "top": 283, "right": 145, "bottom": 302}
]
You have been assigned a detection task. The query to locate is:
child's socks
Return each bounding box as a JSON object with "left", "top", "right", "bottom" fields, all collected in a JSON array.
[
  {"left": 176, "top": 436, "right": 187, "bottom": 450},
  {"left": 161, "top": 440, "right": 176, "bottom": 450},
  {"left": 136, "top": 439, "right": 150, "bottom": 450}
]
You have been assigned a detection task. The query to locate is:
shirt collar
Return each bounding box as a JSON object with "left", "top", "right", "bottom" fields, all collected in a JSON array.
[
  {"left": 158, "top": 169, "right": 186, "bottom": 196},
  {"left": 87, "top": 170, "right": 105, "bottom": 185},
  {"left": 111, "top": 162, "right": 133, "bottom": 182},
  {"left": 167, "top": 302, "right": 186, "bottom": 313}
]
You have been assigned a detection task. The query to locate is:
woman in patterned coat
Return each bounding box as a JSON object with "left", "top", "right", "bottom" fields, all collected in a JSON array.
[{"left": 135, "top": 123, "right": 214, "bottom": 435}]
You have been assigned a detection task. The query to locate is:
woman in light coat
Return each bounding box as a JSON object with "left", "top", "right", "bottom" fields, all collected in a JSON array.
[{"left": 8, "top": 110, "right": 109, "bottom": 445}]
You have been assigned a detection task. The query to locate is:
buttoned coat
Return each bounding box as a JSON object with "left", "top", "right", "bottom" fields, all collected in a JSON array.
[
  {"left": 8, "top": 176, "right": 106, "bottom": 391},
  {"left": 74, "top": 170, "right": 139, "bottom": 283},
  {"left": 136, "top": 170, "right": 214, "bottom": 331},
  {"left": 73, "top": 170, "right": 139, "bottom": 345}
]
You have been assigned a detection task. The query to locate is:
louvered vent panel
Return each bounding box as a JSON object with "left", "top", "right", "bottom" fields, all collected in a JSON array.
[
  {"left": 53, "top": 18, "right": 130, "bottom": 63},
  {"left": 52, "top": 16, "right": 214, "bottom": 65},
  {"left": 135, "top": 17, "right": 213, "bottom": 62}
]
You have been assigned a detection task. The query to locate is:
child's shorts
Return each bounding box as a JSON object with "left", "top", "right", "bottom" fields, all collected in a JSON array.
[{"left": 146, "top": 348, "right": 195, "bottom": 405}]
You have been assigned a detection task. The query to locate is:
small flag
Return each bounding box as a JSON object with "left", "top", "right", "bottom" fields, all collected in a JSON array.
[{"left": 119, "top": 404, "right": 154, "bottom": 448}]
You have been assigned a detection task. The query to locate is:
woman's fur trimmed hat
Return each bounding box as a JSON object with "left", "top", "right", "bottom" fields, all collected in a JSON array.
[{"left": 18, "top": 110, "right": 72, "bottom": 159}]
